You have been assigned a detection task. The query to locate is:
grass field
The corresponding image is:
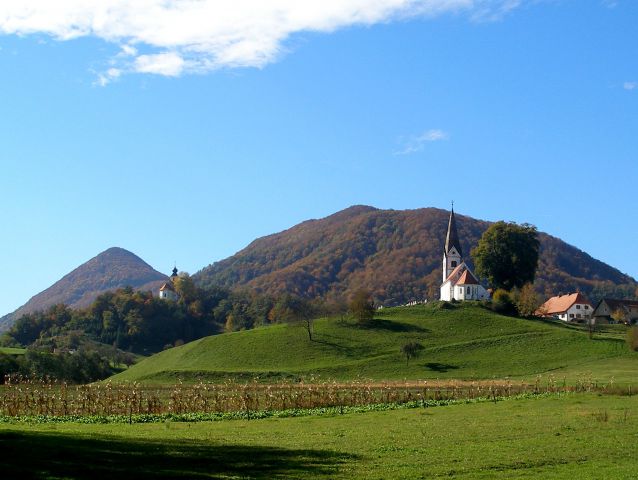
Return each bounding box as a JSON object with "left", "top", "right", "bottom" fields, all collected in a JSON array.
[
  {"left": 0, "top": 347, "right": 26, "bottom": 355},
  {"left": 1, "top": 393, "right": 636, "bottom": 478},
  {"left": 111, "top": 303, "right": 636, "bottom": 384}
]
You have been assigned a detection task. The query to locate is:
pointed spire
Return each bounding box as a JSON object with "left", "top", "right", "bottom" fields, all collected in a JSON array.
[
  {"left": 445, "top": 204, "right": 462, "bottom": 256},
  {"left": 171, "top": 265, "right": 178, "bottom": 278}
]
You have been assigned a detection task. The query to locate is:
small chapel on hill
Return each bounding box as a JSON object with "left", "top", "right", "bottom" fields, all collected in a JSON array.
[{"left": 440, "top": 207, "right": 489, "bottom": 302}]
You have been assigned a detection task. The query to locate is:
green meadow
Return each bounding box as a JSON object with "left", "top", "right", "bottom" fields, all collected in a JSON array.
[
  {"left": 1, "top": 393, "right": 637, "bottom": 479},
  {"left": 112, "top": 303, "right": 635, "bottom": 385},
  {"left": 0, "top": 347, "right": 25, "bottom": 355}
]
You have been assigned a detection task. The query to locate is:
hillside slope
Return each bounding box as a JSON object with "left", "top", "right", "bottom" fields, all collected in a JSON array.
[
  {"left": 194, "top": 206, "right": 636, "bottom": 305},
  {"left": 0, "top": 247, "right": 168, "bottom": 331},
  {"left": 111, "top": 304, "right": 633, "bottom": 384}
]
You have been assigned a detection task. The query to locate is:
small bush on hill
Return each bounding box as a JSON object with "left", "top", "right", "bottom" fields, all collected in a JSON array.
[
  {"left": 491, "top": 289, "right": 517, "bottom": 316},
  {"left": 514, "top": 284, "right": 541, "bottom": 317},
  {"left": 432, "top": 301, "right": 455, "bottom": 311}
]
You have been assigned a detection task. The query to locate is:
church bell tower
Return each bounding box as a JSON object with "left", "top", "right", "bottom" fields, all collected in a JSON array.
[{"left": 442, "top": 205, "right": 463, "bottom": 283}]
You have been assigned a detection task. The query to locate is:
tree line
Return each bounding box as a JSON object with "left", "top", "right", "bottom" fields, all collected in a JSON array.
[{"left": 0, "top": 275, "right": 358, "bottom": 355}]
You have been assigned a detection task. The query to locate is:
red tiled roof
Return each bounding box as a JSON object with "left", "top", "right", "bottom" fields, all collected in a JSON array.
[
  {"left": 159, "top": 282, "right": 175, "bottom": 292},
  {"left": 456, "top": 270, "right": 479, "bottom": 285},
  {"left": 444, "top": 264, "right": 464, "bottom": 283},
  {"left": 537, "top": 292, "right": 592, "bottom": 315}
]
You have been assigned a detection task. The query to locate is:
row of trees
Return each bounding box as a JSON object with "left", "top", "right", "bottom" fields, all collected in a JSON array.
[
  {"left": 0, "top": 349, "right": 114, "bottom": 384},
  {"left": 2, "top": 277, "right": 381, "bottom": 353}
]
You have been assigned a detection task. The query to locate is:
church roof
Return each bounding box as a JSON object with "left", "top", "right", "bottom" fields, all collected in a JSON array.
[
  {"left": 442, "top": 262, "right": 482, "bottom": 287},
  {"left": 159, "top": 282, "right": 175, "bottom": 292},
  {"left": 443, "top": 263, "right": 465, "bottom": 285},
  {"left": 537, "top": 292, "right": 591, "bottom": 315},
  {"left": 445, "top": 208, "right": 462, "bottom": 256},
  {"left": 456, "top": 269, "right": 479, "bottom": 285}
]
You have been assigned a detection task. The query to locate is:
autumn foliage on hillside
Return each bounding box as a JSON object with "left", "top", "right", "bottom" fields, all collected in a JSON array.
[{"left": 194, "top": 206, "right": 636, "bottom": 305}]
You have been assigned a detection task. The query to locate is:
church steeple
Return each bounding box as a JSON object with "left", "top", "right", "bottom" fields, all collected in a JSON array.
[
  {"left": 442, "top": 204, "right": 463, "bottom": 283},
  {"left": 444, "top": 205, "right": 462, "bottom": 257}
]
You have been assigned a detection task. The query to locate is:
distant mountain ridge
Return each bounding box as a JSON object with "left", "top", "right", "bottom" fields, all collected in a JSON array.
[
  {"left": 193, "top": 206, "right": 637, "bottom": 305},
  {"left": 0, "top": 247, "right": 168, "bottom": 331}
]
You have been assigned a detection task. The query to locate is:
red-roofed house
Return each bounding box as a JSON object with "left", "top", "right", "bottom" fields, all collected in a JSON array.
[
  {"left": 439, "top": 208, "right": 489, "bottom": 301},
  {"left": 536, "top": 292, "right": 593, "bottom": 322}
]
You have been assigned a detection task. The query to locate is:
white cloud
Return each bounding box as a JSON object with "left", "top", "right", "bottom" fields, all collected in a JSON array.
[
  {"left": 135, "top": 52, "right": 185, "bottom": 76},
  {"left": 0, "top": 1, "right": 525, "bottom": 82},
  {"left": 624, "top": 81, "right": 637, "bottom": 91},
  {"left": 394, "top": 129, "right": 450, "bottom": 155}
]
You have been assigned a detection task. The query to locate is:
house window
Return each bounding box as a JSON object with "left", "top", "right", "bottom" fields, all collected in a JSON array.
[
  {"left": 584, "top": 305, "right": 589, "bottom": 310},
  {"left": 576, "top": 305, "right": 581, "bottom": 309},
  {"left": 569, "top": 314, "right": 574, "bottom": 318},
  {"left": 451, "top": 261, "right": 457, "bottom": 268}
]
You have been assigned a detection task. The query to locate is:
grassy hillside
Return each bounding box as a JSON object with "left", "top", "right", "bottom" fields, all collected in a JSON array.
[{"left": 112, "top": 304, "right": 635, "bottom": 384}]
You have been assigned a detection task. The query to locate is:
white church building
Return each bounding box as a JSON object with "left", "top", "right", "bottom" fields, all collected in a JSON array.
[
  {"left": 440, "top": 208, "right": 489, "bottom": 302},
  {"left": 159, "top": 266, "right": 180, "bottom": 301}
]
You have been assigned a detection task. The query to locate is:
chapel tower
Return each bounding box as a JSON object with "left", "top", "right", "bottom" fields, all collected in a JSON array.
[{"left": 442, "top": 206, "right": 462, "bottom": 283}]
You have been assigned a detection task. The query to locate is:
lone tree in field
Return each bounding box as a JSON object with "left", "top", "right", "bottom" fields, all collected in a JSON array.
[
  {"left": 401, "top": 341, "right": 424, "bottom": 366},
  {"left": 471, "top": 222, "right": 540, "bottom": 291},
  {"left": 272, "top": 294, "right": 317, "bottom": 341},
  {"left": 349, "top": 289, "right": 375, "bottom": 325}
]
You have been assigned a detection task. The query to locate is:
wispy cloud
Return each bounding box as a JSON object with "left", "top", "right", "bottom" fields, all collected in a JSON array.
[
  {"left": 394, "top": 129, "right": 450, "bottom": 155},
  {"left": 624, "top": 81, "right": 637, "bottom": 91},
  {"left": 0, "top": 1, "right": 526, "bottom": 83}
]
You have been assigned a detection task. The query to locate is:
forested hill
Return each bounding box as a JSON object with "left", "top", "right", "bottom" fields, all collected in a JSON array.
[
  {"left": 0, "top": 247, "right": 168, "bottom": 331},
  {"left": 194, "top": 206, "right": 637, "bottom": 305}
]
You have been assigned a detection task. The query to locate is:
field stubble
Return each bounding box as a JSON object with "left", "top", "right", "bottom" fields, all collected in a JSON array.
[{"left": 0, "top": 374, "right": 630, "bottom": 419}]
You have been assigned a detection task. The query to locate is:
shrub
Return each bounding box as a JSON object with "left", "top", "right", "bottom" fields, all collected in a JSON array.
[
  {"left": 491, "top": 289, "right": 517, "bottom": 316},
  {"left": 514, "top": 283, "right": 541, "bottom": 317}
]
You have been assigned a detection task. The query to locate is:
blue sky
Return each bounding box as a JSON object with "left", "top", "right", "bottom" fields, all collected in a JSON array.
[{"left": 0, "top": 0, "right": 636, "bottom": 316}]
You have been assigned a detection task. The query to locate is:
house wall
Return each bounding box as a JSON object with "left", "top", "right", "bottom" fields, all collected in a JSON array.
[
  {"left": 159, "top": 290, "right": 178, "bottom": 301},
  {"left": 452, "top": 284, "right": 489, "bottom": 301},
  {"left": 440, "top": 282, "right": 453, "bottom": 301},
  {"left": 556, "top": 303, "right": 593, "bottom": 322}
]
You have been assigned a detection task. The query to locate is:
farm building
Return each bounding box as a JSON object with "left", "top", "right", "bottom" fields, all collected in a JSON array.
[
  {"left": 591, "top": 298, "right": 638, "bottom": 324},
  {"left": 536, "top": 292, "right": 593, "bottom": 322}
]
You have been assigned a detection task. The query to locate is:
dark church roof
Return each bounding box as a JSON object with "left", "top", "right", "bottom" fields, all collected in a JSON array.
[{"left": 445, "top": 208, "right": 463, "bottom": 256}]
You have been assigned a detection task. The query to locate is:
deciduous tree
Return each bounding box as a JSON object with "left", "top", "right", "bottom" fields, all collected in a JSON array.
[
  {"left": 471, "top": 222, "right": 540, "bottom": 290},
  {"left": 349, "top": 289, "right": 375, "bottom": 325}
]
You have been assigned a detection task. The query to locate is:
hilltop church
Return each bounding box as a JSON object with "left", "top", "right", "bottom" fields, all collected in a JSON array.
[
  {"left": 159, "top": 266, "right": 179, "bottom": 301},
  {"left": 440, "top": 208, "right": 489, "bottom": 301}
]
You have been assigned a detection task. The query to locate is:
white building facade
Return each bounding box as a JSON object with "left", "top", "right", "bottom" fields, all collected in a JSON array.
[{"left": 537, "top": 293, "right": 593, "bottom": 322}]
